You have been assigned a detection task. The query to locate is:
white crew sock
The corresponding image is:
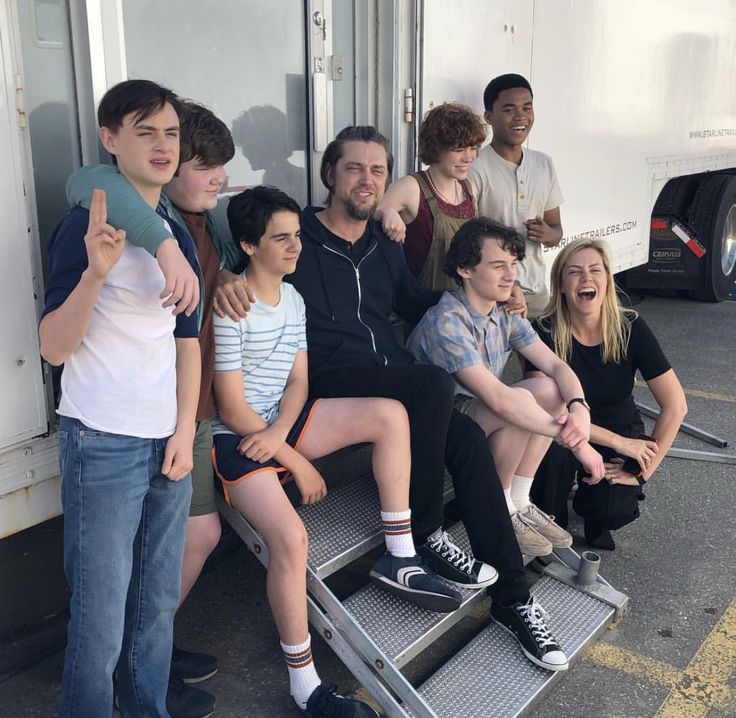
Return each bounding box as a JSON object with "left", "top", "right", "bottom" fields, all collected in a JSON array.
[
  {"left": 381, "top": 509, "right": 415, "bottom": 557},
  {"left": 504, "top": 487, "right": 517, "bottom": 515},
  {"left": 281, "top": 635, "right": 321, "bottom": 710},
  {"left": 511, "top": 475, "right": 535, "bottom": 513}
]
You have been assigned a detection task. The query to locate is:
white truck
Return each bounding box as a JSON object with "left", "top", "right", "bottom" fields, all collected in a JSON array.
[{"left": 1, "top": 0, "right": 734, "bottom": 661}]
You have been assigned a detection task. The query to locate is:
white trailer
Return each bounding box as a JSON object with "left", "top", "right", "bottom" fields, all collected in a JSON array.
[
  {"left": 0, "top": 2, "right": 734, "bottom": 692},
  {"left": 419, "top": 0, "right": 736, "bottom": 301}
]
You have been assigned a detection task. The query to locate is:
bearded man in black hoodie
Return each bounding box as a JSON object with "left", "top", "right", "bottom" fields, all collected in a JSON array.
[{"left": 286, "top": 126, "right": 569, "bottom": 672}]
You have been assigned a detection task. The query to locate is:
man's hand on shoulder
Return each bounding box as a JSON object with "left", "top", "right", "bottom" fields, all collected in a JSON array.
[
  {"left": 213, "top": 269, "right": 255, "bottom": 321},
  {"left": 84, "top": 189, "right": 125, "bottom": 281},
  {"left": 504, "top": 284, "right": 528, "bottom": 317},
  {"left": 156, "top": 238, "right": 199, "bottom": 317}
]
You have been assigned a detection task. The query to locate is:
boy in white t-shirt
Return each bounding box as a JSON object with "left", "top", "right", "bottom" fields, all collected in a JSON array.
[
  {"left": 468, "top": 73, "right": 564, "bottom": 318},
  {"left": 211, "top": 186, "right": 460, "bottom": 718},
  {"left": 39, "top": 80, "right": 200, "bottom": 718}
]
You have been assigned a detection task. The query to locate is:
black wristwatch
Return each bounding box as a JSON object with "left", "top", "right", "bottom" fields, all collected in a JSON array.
[
  {"left": 636, "top": 475, "right": 647, "bottom": 486},
  {"left": 566, "top": 397, "right": 590, "bottom": 412}
]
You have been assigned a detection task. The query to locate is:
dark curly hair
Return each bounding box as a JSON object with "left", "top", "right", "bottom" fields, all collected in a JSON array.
[
  {"left": 178, "top": 101, "right": 234, "bottom": 168},
  {"left": 444, "top": 217, "right": 526, "bottom": 285},
  {"left": 418, "top": 103, "right": 486, "bottom": 165}
]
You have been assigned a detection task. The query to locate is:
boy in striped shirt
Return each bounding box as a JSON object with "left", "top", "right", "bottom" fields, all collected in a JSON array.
[{"left": 211, "top": 186, "right": 459, "bottom": 717}]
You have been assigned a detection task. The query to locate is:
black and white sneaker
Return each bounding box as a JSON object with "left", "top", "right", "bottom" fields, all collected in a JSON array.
[
  {"left": 418, "top": 529, "right": 498, "bottom": 588},
  {"left": 172, "top": 644, "right": 218, "bottom": 684},
  {"left": 305, "top": 683, "right": 380, "bottom": 717},
  {"left": 370, "top": 553, "right": 462, "bottom": 612},
  {"left": 490, "top": 596, "right": 569, "bottom": 671}
]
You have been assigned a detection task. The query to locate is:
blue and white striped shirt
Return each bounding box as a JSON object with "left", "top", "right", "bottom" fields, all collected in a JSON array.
[{"left": 211, "top": 281, "right": 307, "bottom": 435}]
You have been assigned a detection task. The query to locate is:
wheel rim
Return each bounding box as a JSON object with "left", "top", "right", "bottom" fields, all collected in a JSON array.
[{"left": 722, "top": 203, "right": 736, "bottom": 276}]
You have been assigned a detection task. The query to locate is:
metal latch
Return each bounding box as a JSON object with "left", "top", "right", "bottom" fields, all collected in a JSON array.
[{"left": 403, "top": 88, "right": 414, "bottom": 123}]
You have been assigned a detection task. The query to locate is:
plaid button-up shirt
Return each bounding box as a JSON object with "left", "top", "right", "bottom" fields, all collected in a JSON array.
[{"left": 407, "top": 288, "right": 539, "bottom": 398}]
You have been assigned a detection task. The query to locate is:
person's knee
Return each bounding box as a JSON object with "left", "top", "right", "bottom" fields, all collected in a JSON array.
[
  {"left": 528, "top": 377, "right": 564, "bottom": 414},
  {"left": 186, "top": 513, "right": 222, "bottom": 557},
  {"left": 373, "top": 398, "right": 410, "bottom": 436},
  {"left": 271, "top": 522, "right": 308, "bottom": 567}
]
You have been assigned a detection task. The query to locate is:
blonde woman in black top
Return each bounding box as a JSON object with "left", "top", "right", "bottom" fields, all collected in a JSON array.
[{"left": 526, "top": 239, "right": 687, "bottom": 549}]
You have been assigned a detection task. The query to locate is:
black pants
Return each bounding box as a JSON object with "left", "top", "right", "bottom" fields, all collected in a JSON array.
[
  {"left": 532, "top": 418, "right": 645, "bottom": 533},
  {"left": 311, "top": 364, "right": 527, "bottom": 604}
]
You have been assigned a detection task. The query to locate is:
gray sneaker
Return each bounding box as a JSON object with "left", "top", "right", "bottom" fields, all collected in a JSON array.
[
  {"left": 519, "top": 504, "right": 573, "bottom": 549},
  {"left": 511, "top": 512, "right": 553, "bottom": 557}
]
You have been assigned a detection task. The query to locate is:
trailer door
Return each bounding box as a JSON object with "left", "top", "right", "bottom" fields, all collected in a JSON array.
[
  {"left": 0, "top": 9, "right": 48, "bottom": 450},
  {"left": 88, "top": 0, "right": 345, "bottom": 207}
]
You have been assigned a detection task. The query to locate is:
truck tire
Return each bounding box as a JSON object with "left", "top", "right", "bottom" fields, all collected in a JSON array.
[
  {"left": 653, "top": 174, "right": 702, "bottom": 217},
  {"left": 686, "top": 173, "right": 736, "bottom": 302}
]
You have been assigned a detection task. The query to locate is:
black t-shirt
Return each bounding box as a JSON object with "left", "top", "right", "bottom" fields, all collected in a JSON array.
[{"left": 525, "top": 315, "right": 671, "bottom": 431}]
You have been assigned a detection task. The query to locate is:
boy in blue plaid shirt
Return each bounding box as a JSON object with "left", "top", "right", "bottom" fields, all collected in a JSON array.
[{"left": 408, "top": 217, "right": 604, "bottom": 560}]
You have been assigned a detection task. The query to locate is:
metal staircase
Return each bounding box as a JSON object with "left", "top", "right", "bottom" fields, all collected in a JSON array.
[{"left": 217, "top": 462, "right": 627, "bottom": 717}]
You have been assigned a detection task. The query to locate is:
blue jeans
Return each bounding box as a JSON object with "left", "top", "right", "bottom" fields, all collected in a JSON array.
[{"left": 58, "top": 417, "right": 192, "bottom": 718}]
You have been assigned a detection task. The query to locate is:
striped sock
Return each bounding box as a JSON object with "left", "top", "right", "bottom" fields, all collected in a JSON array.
[
  {"left": 381, "top": 509, "right": 415, "bottom": 557},
  {"left": 281, "top": 636, "right": 320, "bottom": 709}
]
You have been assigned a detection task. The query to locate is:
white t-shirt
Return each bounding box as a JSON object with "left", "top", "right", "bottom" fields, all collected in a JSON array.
[
  {"left": 469, "top": 146, "right": 563, "bottom": 294},
  {"left": 58, "top": 242, "right": 179, "bottom": 438},
  {"left": 211, "top": 281, "right": 308, "bottom": 436}
]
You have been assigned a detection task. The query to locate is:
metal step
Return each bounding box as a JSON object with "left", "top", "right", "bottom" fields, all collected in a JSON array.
[
  {"left": 341, "top": 522, "right": 486, "bottom": 668},
  {"left": 403, "top": 576, "right": 615, "bottom": 718},
  {"left": 219, "top": 465, "right": 628, "bottom": 718},
  {"left": 300, "top": 471, "right": 454, "bottom": 578}
]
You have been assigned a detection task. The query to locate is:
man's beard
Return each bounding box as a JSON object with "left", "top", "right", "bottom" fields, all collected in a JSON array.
[{"left": 345, "top": 197, "right": 376, "bottom": 221}]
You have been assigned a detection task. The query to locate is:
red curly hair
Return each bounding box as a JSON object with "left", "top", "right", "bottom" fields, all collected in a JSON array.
[{"left": 418, "top": 102, "right": 486, "bottom": 165}]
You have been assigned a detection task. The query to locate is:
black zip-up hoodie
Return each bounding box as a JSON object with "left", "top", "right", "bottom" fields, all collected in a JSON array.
[{"left": 287, "top": 206, "right": 441, "bottom": 383}]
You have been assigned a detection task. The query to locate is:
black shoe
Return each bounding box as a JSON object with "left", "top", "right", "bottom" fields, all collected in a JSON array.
[
  {"left": 417, "top": 529, "right": 498, "bottom": 588},
  {"left": 490, "top": 596, "right": 569, "bottom": 671},
  {"left": 370, "top": 553, "right": 462, "bottom": 612},
  {"left": 172, "top": 644, "right": 218, "bottom": 683},
  {"left": 584, "top": 518, "right": 616, "bottom": 551},
  {"left": 305, "top": 683, "right": 379, "bottom": 717},
  {"left": 167, "top": 674, "right": 215, "bottom": 718}
]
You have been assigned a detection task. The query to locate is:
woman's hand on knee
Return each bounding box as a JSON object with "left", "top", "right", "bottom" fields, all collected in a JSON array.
[
  {"left": 603, "top": 458, "right": 640, "bottom": 487},
  {"left": 614, "top": 436, "right": 658, "bottom": 468}
]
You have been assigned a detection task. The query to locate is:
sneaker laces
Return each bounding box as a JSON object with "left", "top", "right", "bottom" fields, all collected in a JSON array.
[
  {"left": 525, "top": 504, "right": 555, "bottom": 524},
  {"left": 428, "top": 530, "right": 475, "bottom": 573},
  {"left": 511, "top": 512, "right": 533, "bottom": 534},
  {"left": 518, "top": 598, "right": 558, "bottom": 649}
]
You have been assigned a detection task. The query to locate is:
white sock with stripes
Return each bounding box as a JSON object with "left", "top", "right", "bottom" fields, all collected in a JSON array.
[
  {"left": 381, "top": 509, "right": 415, "bottom": 557},
  {"left": 281, "top": 635, "right": 321, "bottom": 709}
]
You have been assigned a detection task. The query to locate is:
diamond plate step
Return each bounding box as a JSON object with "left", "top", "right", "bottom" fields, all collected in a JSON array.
[
  {"left": 404, "top": 575, "right": 615, "bottom": 718},
  {"left": 341, "top": 522, "right": 487, "bottom": 668},
  {"left": 301, "top": 472, "right": 454, "bottom": 578}
]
